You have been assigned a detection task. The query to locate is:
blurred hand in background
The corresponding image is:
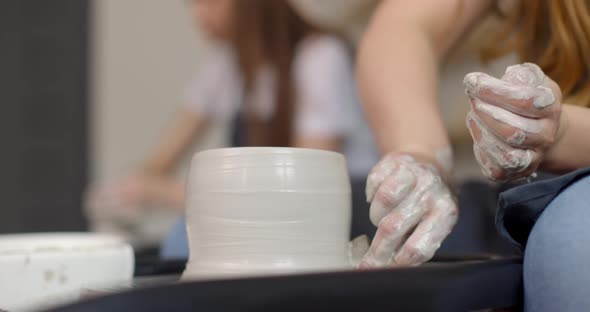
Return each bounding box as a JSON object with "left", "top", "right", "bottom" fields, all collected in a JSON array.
[{"left": 86, "top": 175, "right": 185, "bottom": 218}]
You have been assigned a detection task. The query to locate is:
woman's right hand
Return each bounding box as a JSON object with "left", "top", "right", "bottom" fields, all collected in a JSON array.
[{"left": 464, "top": 63, "right": 563, "bottom": 182}]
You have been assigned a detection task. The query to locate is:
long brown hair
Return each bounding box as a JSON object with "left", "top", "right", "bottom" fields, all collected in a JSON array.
[
  {"left": 230, "top": 0, "right": 320, "bottom": 146},
  {"left": 481, "top": 0, "right": 590, "bottom": 107}
]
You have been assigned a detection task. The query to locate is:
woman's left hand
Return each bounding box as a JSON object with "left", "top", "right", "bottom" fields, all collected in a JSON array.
[
  {"left": 360, "top": 153, "right": 458, "bottom": 268},
  {"left": 463, "top": 63, "right": 563, "bottom": 182},
  {"left": 86, "top": 175, "right": 184, "bottom": 218}
]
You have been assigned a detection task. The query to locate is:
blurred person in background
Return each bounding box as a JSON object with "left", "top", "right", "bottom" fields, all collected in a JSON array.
[
  {"left": 87, "top": 0, "right": 379, "bottom": 259},
  {"left": 355, "top": 0, "right": 590, "bottom": 310}
]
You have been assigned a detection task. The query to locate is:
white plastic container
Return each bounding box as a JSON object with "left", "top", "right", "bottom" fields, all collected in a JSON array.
[
  {"left": 0, "top": 233, "right": 134, "bottom": 311},
  {"left": 183, "top": 147, "right": 352, "bottom": 279}
]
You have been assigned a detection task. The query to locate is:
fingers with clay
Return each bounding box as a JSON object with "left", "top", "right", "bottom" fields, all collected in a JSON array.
[
  {"left": 360, "top": 154, "right": 458, "bottom": 268},
  {"left": 463, "top": 63, "right": 562, "bottom": 182}
]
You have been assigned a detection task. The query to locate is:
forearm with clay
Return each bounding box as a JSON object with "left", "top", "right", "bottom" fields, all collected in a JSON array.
[{"left": 355, "top": 0, "right": 495, "bottom": 267}]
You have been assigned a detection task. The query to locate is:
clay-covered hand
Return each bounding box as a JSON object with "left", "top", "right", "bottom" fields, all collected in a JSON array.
[
  {"left": 464, "top": 63, "right": 562, "bottom": 182},
  {"left": 111, "top": 175, "right": 159, "bottom": 208},
  {"left": 86, "top": 175, "right": 178, "bottom": 217},
  {"left": 360, "top": 154, "right": 458, "bottom": 268}
]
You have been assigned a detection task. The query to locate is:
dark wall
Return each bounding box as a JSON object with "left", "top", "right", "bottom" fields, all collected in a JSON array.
[{"left": 0, "top": 0, "right": 89, "bottom": 232}]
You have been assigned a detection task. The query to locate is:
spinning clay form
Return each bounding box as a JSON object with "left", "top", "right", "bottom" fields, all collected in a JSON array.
[{"left": 183, "top": 147, "right": 356, "bottom": 279}]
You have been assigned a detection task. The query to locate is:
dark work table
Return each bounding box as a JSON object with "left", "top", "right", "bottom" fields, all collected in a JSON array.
[{"left": 47, "top": 254, "right": 522, "bottom": 312}]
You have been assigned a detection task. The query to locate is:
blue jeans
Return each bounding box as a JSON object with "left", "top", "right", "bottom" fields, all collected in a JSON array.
[
  {"left": 524, "top": 175, "right": 590, "bottom": 311},
  {"left": 160, "top": 217, "right": 189, "bottom": 260}
]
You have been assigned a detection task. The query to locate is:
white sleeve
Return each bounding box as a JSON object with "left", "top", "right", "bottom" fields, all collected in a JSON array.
[
  {"left": 182, "top": 47, "right": 238, "bottom": 119},
  {"left": 293, "top": 36, "right": 357, "bottom": 138},
  {"left": 288, "top": 0, "right": 377, "bottom": 42}
]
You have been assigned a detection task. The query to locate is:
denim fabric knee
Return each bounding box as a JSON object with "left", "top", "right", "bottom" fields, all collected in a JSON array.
[{"left": 524, "top": 175, "right": 590, "bottom": 312}]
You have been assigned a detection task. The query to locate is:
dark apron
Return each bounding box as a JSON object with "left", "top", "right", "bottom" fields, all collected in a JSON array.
[{"left": 230, "top": 110, "right": 247, "bottom": 148}]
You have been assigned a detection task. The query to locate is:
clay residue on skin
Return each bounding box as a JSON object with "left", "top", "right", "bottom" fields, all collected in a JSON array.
[
  {"left": 503, "top": 63, "right": 555, "bottom": 109},
  {"left": 365, "top": 153, "right": 407, "bottom": 202},
  {"left": 504, "top": 63, "right": 545, "bottom": 86},
  {"left": 533, "top": 85, "right": 555, "bottom": 108},
  {"left": 462, "top": 63, "right": 555, "bottom": 181},
  {"left": 472, "top": 144, "right": 494, "bottom": 178},
  {"left": 361, "top": 155, "right": 457, "bottom": 267},
  {"left": 463, "top": 72, "right": 555, "bottom": 109},
  {"left": 507, "top": 130, "right": 527, "bottom": 146},
  {"left": 467, "top": 112, "right": 533, "bottom": 180},
  {"left": 474, "top": 100, "right": 543, "bottom": 133},
  {"left": 349, "top": 235, "right": 370, "bottom": 267},
  {"left": 369, "top": 164, "right": 416, "bottom": 226}
]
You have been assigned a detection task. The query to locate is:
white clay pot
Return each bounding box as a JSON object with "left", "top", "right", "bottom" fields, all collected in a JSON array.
[
  {"left": 0, "top": 233, "right": 134, "bottom": 311},
  {"left": 183, "top": 147, "right": 353, "bottom": 279}
]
